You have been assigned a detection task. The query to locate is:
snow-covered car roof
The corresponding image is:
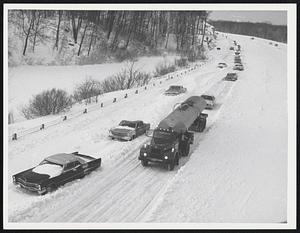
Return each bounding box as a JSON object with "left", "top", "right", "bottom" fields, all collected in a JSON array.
[{"left": 45, "top": 153, "right": 84, "bottom": 165}]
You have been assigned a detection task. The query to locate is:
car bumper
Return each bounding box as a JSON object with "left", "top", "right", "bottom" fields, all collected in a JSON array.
[
  {"left": 139, "top": 155, "right": 171, "bottom": 164},
  {"left": 109, "top": 134, "right": 132, "bottom": 141},
  {"left": 15, "top": 181, "right": 42, "bottom": 193}
]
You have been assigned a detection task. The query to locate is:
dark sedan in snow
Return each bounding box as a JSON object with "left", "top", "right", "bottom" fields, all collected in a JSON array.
[
  {"left": 12, "top": 152, "right": 101, "bottom": 195},
  {"left": 164, "top": 85, "right": 187, "bottom": 95},
  {"left": 224, "top": 73, "right": 238, "bottom": 81},
  {"left": 109, "top": 120, "right": 150, "bottom": 141},
  {"left": 233, "top": 64, "right": 244, "bottom": 71}
]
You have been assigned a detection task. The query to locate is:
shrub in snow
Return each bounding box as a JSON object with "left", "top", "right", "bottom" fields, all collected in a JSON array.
[
  {"left": 73, "top": 77, "right": 102, "bottom": 104},
  {"left": 101, "top": 61, "right": 152, "bottom": 92},
  {"left": 175, "top": 56, "right": 188, "bottom": 67},
  {"left": 21, "top": 88, "right": 72, "bottom": 118},
  {"left": 154, "top": 61, "right": 176, "bottom": 77}
]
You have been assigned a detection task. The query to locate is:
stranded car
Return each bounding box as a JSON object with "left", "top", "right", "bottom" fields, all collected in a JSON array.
[
  {"left": 109, "top": 120, "right": 150, "bottom": 141},
  {"left": 233, "top": 64, "right": 244, "bottom": 71},
  {"left": 217, "top": 63, "right": 228, "bottom": 68},
  {"left": 224, "top": 73, "right": 238, "bottom": 81},
  {"left": 216, "top": 47, "right": 221, "bottom": 50},
  {"left": 12, "top": 152, "right": 101, "bottom": 195},
  {"left": 229, "top": 47, "right": 234, "bottom": 50},
  {"left": 164, "top": 85, "right": 187, "bottom": 95},
  {"left": 201, "top": 94, "right": 216, "bottom": 110}
]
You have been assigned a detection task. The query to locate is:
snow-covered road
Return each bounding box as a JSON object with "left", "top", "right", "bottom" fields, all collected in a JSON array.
[{"left": 6, "top": 34, "right": 287, "bottom": 223}]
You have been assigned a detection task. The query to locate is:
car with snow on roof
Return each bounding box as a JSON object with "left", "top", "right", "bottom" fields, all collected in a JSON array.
[
  {"left": 224, "top": 72, "right": 238, "bottom": 81},
  {"left": 217, "top": 62, "right": 227, "bottom": 68},
  {"left": 201, "top": 94, "right": 216, "bottom": 110},
  {"left": 109, "top": 120, "right": 150, "bottom": 141},
  {"left": 233, "top": 63, "right": 244, "bottom": 71},
  {"left": 12, "top": 152, "right": 101, "bottom": 195},
  {"left": 164, "top": 85, "right": 187, "bottom": 96}
]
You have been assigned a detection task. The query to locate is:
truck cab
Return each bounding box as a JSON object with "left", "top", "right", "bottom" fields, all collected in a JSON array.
[{"left": 139, "top": 128, "right": 193, "bottom": 171}]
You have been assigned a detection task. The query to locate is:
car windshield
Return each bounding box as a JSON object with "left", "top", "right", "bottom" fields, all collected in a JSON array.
[
  {"left": 119, "top": 121, "right": 136, "bottom": 128},
  {"left": 169, "top": 86, "right": 181, "bottom": 90},
  {"left": 153, "top": 130, "right": 177, "bottom": 144},
  {"left": 202, "top": 95, "right": 214, "bottom": 100}
]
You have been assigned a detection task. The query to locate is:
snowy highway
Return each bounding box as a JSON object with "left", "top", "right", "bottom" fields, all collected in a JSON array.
[{"left": 7, "top": 34, "right": 287, "bottom": 223}]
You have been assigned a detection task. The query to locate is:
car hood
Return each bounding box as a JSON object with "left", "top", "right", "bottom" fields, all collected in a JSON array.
[
  {"left": 17, "top": 169, "right": 50, "bottom": 184},
  {"left": 110, "top": 126, "right": 135, "bottom": 134},
  {"left": 165, "top": 90, "right": 180, "bottom": 94}
]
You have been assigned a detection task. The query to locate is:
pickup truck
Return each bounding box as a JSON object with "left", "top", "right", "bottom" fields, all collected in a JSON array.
[
  {"left": 109, "top": 120, "right": 150, "bottom": 141},
  {"left": 12, "top": 152, "right": 101, "bottom": 195}
]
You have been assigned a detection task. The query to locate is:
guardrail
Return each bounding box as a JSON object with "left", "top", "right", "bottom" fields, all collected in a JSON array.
[{"left": 8, "top": 63, "right": 203, "bottom": 142}]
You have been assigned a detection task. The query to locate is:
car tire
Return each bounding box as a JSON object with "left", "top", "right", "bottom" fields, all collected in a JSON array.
[
  {"left": 46, "top": 184, "right": 56, "bottom": 194},
  {"left": 167, "top": 161, "right": 175, "bottom": 171},
  {"left": 141, "top": 160, "right": 148, "bottom": 167}
]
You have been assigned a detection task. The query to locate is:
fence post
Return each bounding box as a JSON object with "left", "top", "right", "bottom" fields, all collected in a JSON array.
[
  {"left": 171, "top": 76, "right": 173, "bottom": 79},
  {"left": 160, "top": 81, "right": 162, "bottom": 84},
  {"left": 12, "top": 133, "right": 17, "bottom": 141},
  {"left": 135, "top": 90, "right": 138, "bottom": 94},
  {"left": 153, "top": 83, "right": 155, "bottom": 86},
  {"left": 63, "top": 116, "right": 67, "bottom": 121},
  {"left": 101, "top": 103, "right": 104, "bottom": 107},
  {"left": 124, "top": 93, "right": 128, "bottom": 98},
  {"left": 144, "top": 86, "right": 147, "bottom": 90},
  {"left": 40, "top": 124, "right": 44, "bottom": 130},
  {"left": 83, "top": 108, "right": 87, "bottom": 114},
  {"left": 113, "top": 98, "right": 116, "bottom": 103}
]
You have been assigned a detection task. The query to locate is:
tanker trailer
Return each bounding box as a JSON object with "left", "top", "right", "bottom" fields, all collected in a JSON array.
[{"left": 139, "top": 96, "right": 208, "bottom": 171}]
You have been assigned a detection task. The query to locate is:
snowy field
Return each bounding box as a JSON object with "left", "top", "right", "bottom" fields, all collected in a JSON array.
[
  {"left": 5, "top": 33, "right": 288, "bottom": 225},
  {"left": 8, "top": 55, "right": 179, "bottom": 122}
]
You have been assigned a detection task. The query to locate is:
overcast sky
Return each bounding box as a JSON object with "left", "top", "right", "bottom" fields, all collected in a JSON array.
[{"left": 209, "top": 11, "right": 287, "bottom": 25}]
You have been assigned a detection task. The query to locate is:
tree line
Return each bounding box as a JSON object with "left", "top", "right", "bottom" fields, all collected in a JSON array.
[
  {"left": 8, "top": 10, "right": 211, "bottom": 62},
  {"left": 210, "top": 20, "right": 287, "bottom": 43}
]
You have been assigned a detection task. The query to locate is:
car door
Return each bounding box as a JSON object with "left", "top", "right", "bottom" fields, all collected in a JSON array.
[
  {"left": 136, "top": 122, "right": 143, "bottom": 136},
  {"left": 60, "top": 162, "right": 79, "bottom": 185}
]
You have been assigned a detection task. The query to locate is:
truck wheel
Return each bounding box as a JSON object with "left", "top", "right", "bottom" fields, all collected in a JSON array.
[
  {"left": 130, "top": 135, "right": 136, "bottom": 141},
  {"left": 184, "top": 144, "right": 190, "bottom": 156},
  {"left": 199, "top": 119, "right": 206, "bottom": 132},
  {"left": 141, "top": 160, "right": 148, "bottom": 167},
  {"left": 167, "top": 161, "right": 175, "bottom": 171},
  {"left": 175, "top": 153, "right": 179, "bottom": 165}
]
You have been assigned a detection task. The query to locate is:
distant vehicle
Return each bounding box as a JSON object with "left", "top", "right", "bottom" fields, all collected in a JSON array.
[
  {"left": 217, "top": 62, "right": 227, "bottom": 68},
  {"left": 234, "top": 59, "right": 242, "bottom": 64},
  {"left": 251, "top": 37, "right": 255, "bottom": 40},
  {"left": 164, "top": 85, "right": 187, "bottom": 95},
  {"left": 224, "top": 73, "right": 238, "bottom": 81},
  {"left": 275, "top": 43, "right": 278, "bottom": 47},
  {"left": 229, "top": 47, "right": 234, "bottom": 50},
  {"left": 235, "top": 51, "right": 240, "bottom": 55},
  {"left": 13, "top": 152, "right": 101, "bottom": 195},
  {"left": 216, "top": 47, "right": 221, "bottom": 50},
  {"left": 269, "top": 42, "right": 273, "bottom": 45},
  {"left": 109, "top": 120, "right": 150, "bottom": 141},
  {"left": 233, "top": 64, "right": 244, "bottom": 71},
  {"left": 201, "top": 95, "right": 216, "bottom": 110}
]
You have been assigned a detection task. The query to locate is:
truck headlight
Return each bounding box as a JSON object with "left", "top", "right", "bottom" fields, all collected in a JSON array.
[
  {"left": 143, "top": 153, "right": 147, "bottom": 157},
  {"left": 171, "top": 148, "right": 175, "bottom": 152},
  {"left": 164, "top": 156, "right": 168, "bottom": 159}
]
